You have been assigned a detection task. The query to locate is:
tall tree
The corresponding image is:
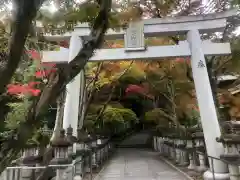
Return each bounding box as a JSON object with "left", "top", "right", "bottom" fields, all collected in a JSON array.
[{"left": 0, "top": 0, "right": 112, "bottom": 172}]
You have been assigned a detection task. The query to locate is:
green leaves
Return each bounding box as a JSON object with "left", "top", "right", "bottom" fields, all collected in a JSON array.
[
  {"left": 5, "top": 99, "right": 31, "bottom": 129},
  {"left": 145, "top": 108, "right": 173, "bottom": 126},
  {"left": 102, "top": 106, "right": 138, "bottom": 123}
]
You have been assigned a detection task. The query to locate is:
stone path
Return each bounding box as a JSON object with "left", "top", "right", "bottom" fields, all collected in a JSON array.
[
  {"left": 94, "top": 148, "right": 189, "bottom": 180},
  {"left": 119, "top": 131, "right": 150, "bottom": 148}
]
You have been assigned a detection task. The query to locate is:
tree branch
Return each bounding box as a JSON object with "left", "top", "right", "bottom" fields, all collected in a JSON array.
[
  {"left": 83, "top": 62, "right": 104, "bottom": 119},
  {"left": 95, "top": 61, "right": 134, "bottom": 123},
  {"left": 35, "top": 0, "right": 112, "bottom": 116}
]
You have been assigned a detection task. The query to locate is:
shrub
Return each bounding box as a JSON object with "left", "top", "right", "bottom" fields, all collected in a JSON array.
[
  {"left": 103, "top": 107, "right": 138, "bottom": 123},
  {"left": 144, "top": 108, "right": 169, "bottom": 127}
]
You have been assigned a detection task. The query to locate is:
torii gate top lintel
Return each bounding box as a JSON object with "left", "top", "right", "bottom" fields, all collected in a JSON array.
[{"left": 42, "top": 10, "right": 235, "bottom": 63}]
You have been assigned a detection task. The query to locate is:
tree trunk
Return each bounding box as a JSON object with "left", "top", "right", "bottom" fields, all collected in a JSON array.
[
  {"left": 78, "top": 70, "right": 86, "bottom": 129},
  {"left": 50, "top": 92, "right": 65, "bottom": 141},
  {"left": 0, "top": 0, "right": 112, "bottom": 172}
]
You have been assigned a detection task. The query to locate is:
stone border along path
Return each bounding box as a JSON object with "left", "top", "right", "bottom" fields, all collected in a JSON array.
[{"left": 93, "top": 148, "right": 192, "bottom": 180}]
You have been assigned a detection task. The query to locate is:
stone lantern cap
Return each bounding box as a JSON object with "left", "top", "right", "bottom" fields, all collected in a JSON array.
[
  {"left": 221, "top": 121, "right": 240, "bottom": 134},
  {"left": 186, "top": 126, "right": 201, "bottom": 133},
  {"left": 77, "top": 128, "right": 90, "bottom": 143},
  {"left": 66, "top": 126, "right": 77, "bottom": 143},
  {"left": 192, "top": 131, "right": 204, "bottom": 139},
  {"left": 167, "top": 133, "right": 178, "bottom": 139},
  {"left": 22, "top": 155, "right": 42, "bottom": 165},
  {"left": 83, "top": 136, "right": 95, "bottom": 149},
  {"left": 21, "top": 139, "right": 41, "bottom": 165},
  {"left": 25, "top": 142, "right": 39, "bottom": 149},
  {"left": 216, "top": 134, "right": 240, "bottom": 144},
  {"left": 51, "top": 129, "right": 71, "bottom": 147},
  {"left": 220, "top": 154, "right": 240, "bottom": 165}
]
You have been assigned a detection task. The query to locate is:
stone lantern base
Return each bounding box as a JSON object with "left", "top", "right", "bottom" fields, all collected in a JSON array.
[{"left": 203, "top": 170, "right": 229, "bottom": 180}]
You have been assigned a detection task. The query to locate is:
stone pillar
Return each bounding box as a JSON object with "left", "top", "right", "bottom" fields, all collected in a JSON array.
[
  {"left": 63, "top": 35, "right": 83, "bottom": 137},
  {"left": 153, "top": 136, "right": 157, "bottom": 151},
  {"left": 163, "top": 138, "right": 169, "bottom": 157},
  {"left": 217, "top": 134, "right": 240, "bottom": 180},
  {"left": 91, "top": 138, "right": 97, "bottom": 169},
  {"left": 74, "top": 129, "right": 86, "bottom": 180},
  {"left": 194, "top": 135, "right": 207, "bottom": 172},
  {"left": 157, "top": 137, "right": 163, "bottom": 154},
  {"left": 186, "top": 138, "right": 195, "bottom": 170},
  {"left": 187, "top": 29, "right": 229, "bottom": 180},
  {"left": 21, "top": 146, "right": 37, "bottom": 180},
  {"left": 175, "top": 139, "right": 181, "bottom": 164},
  {"left": 179, "top": 138, "right": 188, "bottom": 167}
]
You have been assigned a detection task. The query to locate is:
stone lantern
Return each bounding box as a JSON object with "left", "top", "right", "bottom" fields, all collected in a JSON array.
[
  {"left": 153, "top": 132, "right": 157, "bottom": 151},
  {"left": 186, "top": 136, "right": 195, "bottom": 170},
  {"left": 96, "top": 136, "right": 103, "bottom": 165},
  {"left": 21, "top": 141, "right": 41, "bottom": 180},
  {"left": 50, "top": 129, "right": 72, "bottom": 180},
  {"left": 166, "top": 134, "right": 174, "bottom": 160},
  {"left": 174, "top": 133, "right": 187, "bottom": 166},
  {"left": 186, "top": 127, "right": 199, "bottom": 170},
  {"left": 73, "top": 128, "right": 89, "bottom": 180},
  {"left": 66, "top": 125, "right": 77, "bottom": 158},
  {"left": 83, "top": 135, "right": 93, "bottom": 174},
  {"left": 103, "top": 138, "right": 110, "bottom": 161},
  {"left": 163, "top": 136, "right": 170, "bottom": 157},
  {"left": 156, "top": 132, "right": 165, "bottom": 154},
  {"left": 90, "top": 135, "right": 98, "bottom": 169},
  {"left": 178, "top": 135, "right": 189, "bottom": 167},
  {"left": 192, "top": 131, "right": 207, "bottom": 172},
  {"left": 217, "top": 121, "right": 240, "bottom": 180}
]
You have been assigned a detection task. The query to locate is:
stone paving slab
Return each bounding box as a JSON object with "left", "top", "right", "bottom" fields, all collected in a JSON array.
[{"left": 94, "top": 148, "right": 189, "bottom": 180}]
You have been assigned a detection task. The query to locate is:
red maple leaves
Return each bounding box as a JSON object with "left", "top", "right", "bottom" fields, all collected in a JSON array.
[
  {"left": 7, "top": 50, "right": 57, "bottom": 97},
  {"left": 125, "top": 84, "right": 153, "bottom": 99},
  {"left": 27, "top": 50, "right": 41, "bottom": 60},
  {"left": 126, "top": 84, "right": 146, "bottom": 94},
  {"left": 7, "top": 82, "right": 41, "bottom": 96},
  {"left": 35, "top": 62, "right": 57, "bottom": 78}
]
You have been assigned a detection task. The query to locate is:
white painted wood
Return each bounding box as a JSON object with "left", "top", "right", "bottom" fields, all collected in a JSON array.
[
  {"left": 62, "top": 35, "right": 82, "bottom": 137},
  {"left": 124, "top": 21, "right": 145, "bottom": 50},
  {"left": 67, "top": 19, "right": 228, "bottom": 40},
  {"left": 187, "top": 29, "right": 229, "bottom": 178},
  {"left": 42, "top": 42, "right": 231, "bottom": 63}
]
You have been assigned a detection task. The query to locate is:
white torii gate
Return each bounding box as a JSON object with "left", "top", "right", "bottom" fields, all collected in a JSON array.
[{"left": 42, "top": 10, "right": 236, "bottom": 180}]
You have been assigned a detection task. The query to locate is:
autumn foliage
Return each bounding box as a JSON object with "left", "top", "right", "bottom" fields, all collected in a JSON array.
[
  {"left": 7, "top": 82, "right": 41, "bottom": 96},
  {"left": 125, "top": 84, "right": 153, "bottom": 99},
  {"left": 6, "top": 50, "right": 56, "bottom": 97},
  {"left": 176, "top": 57, "right": 191, "bottom": 64}
]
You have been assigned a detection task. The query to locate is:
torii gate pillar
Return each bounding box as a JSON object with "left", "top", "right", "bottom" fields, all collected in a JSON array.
[
  {"left": 62, "top": 35, "right": 82, "bottom": 137},
  {"left": 187, "top": 29, "right": 229, "bottom": 180}
]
